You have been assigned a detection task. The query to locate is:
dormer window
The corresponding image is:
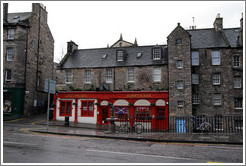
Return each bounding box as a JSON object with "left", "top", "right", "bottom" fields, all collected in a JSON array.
[
  {"left": 117, "top": 50, "right": 126, "bottom": 62},
  {"left": 152, "top": 48, "right": 162, "bottom": 60}
]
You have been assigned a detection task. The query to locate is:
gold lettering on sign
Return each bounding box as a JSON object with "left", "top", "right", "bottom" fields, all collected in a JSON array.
[
  {"left": 65, "top": 94, "right": 87, "bottom": 98},
  {"left": 126, "top": 94, "right": 151, "bottom": 98}
]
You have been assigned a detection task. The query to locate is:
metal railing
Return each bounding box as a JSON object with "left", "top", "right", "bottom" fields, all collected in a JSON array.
[{"left": 116, "top": 115, "right": 243, "bottom": 134}]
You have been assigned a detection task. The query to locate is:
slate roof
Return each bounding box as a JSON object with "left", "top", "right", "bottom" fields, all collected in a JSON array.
[
  {"left": 187, "top": 28, "right": 240, "bottom": 49},
  {"left": 59, "top": 45, "right": 168, "bottom": 69},
  {"left": 6, "top": 12, "right": 33, "bottom": 25}
]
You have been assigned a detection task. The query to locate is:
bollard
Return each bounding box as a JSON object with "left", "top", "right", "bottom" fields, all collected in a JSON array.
[{"left": 65, "top": 116, "right": 69, "bottom": 127}]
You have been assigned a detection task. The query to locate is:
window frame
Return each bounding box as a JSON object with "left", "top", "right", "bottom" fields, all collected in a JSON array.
[
  {"left": 212, "top": 50, "right": 220, "bottom": 65},
  {"left": 176, "top": 38, "right": 182, "bottom": 45},
  {"left": 213, "top": 73, "right": 220, "bottom": 85},
  {"left": 106, "top": 68, "right": 113, "bottom": 83},
  {"left": 192, "top": 74, "right": 199, "bottom": 85},
  {"left": 233, "top": 56, "right": 240, "bottom": 67},
  {"left": 135, "top": 106, "right": 151, "bottom": 122},
  {"left": 117, "top": 50, "right": 124, "bottom": 62},
  {"left": 115, "top": 106, "right": 129, "bottom": 121},
  {"left": 213, "top": 93, "right": 221, "bottom": 106},
  {"left": 176, "top": 60, "right": 183, "bottom": 69},
  {"left": 127, "top": 67, "right": 135, "bottom": 83},
  {"left": 234, "top": 98, "right": 243, "bottom": 109},
  {"left": 152, "top": 48, "right": 162, "bottom": 60},
  {"left": 6, "top": 47, "right": 14, "bottom": 61},
  {"left": 191, "top": 51, "right": 199, "bottom": 66},
  {"left": 59, "top": 100, "right": 73, "bottom": 117},
  {"left": 85, "top": 70, "right": 92, "bottom": 83},
  {"left": 5, "top": 69, "right": 12, "bottom": 82},
  {"left": 65, "top": 70, "right": 72, "bottom": 84},
  {"left": 7, "top": 29, "right": 15, "bottom": 40},
  {"left": 234, "top": 76, "right": 241, "bottom": 88},
  {"left": 153, "top": 67, "right": 161, "bottom": 82},
  {"left": 192, "top": 93, "right": 199, "bottom": 104},
  {"left": 177, "top": 80, "right": 184, "bottom": 89},
  {"left": 177, "top": 100, "right": 184, "bottom": 107},
  {"left": 80, "top": 100, "right": 94, "bottom": 117}
]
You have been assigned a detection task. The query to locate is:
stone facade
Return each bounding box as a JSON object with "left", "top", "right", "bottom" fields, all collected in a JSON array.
[
  {"left": 3, "top": 3, "right": 54, "bottom": 117},
  {"left": 167, "top": 23, "right": 192, "bottom": 116}
]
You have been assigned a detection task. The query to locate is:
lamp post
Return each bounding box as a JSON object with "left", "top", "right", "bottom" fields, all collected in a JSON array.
[{"left": 106, "top": 105, "right": 118, "bottom": 134}]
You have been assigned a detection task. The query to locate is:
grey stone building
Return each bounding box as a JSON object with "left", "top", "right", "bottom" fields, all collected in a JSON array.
[
  {"left": 56, "top": 14, "right": 243, "bottom": 119},
  {"left": 3, "top": 3, "right": 55, "bottom": 118}
]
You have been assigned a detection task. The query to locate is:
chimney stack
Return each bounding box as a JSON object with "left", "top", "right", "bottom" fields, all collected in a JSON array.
[
  {"left": 67, "top": 41, "right": 78, "bottom": 54},
  {"left": 213, "top": 13, "right": 223, "bottom": 32},
  {"left": 3, "top": 3, "right": 8, "bottom": 23}
]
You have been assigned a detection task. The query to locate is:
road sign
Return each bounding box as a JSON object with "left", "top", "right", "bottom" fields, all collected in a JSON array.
[{"left": 44, "top": 79, "right": 56, "bottom": 94}]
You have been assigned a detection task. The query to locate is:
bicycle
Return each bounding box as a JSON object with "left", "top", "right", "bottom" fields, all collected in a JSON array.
[
  {"left": 190, "top": 115, "right": 212, "bottom": 132},
  {"left": 119, "top": 119, "right": 144, "bottom": 134}
]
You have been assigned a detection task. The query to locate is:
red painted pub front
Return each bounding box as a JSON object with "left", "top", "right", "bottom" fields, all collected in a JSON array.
[{"left": 53, "top": 91, "right": 169, "bottom": 130}]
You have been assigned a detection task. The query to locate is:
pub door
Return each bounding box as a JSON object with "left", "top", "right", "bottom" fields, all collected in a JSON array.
[
  {"left": 102, "top": 107, "right": 109, "bottom": 125},
  {"left": 156, "top": 107, "right": 168, "bottom": 131}
]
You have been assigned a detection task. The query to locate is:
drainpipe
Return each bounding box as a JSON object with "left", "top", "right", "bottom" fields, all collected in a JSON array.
[{"left": 113, "top": 67, "right": 116, "bottom": 91}]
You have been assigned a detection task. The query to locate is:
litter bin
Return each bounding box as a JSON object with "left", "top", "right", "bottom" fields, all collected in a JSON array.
[
  {"left": 49, "top": 108, "right": 53, "bottom": 120},
  {"left": 65, "top": 116, "right": 69, "bottom": 127}
]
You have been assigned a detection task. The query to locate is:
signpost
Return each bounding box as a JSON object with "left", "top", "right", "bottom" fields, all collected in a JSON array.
[{"left": 44, "top": 79, "right": 56, "bottom": 131}]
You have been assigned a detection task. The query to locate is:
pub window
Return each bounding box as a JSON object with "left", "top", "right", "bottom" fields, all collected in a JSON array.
[
  {"left": 212, "top": 50, "right": 220, "bottom": 65},
  {"left": 81, "top": 101, "right": 94, "bottom": 117},
  {"left": 6, "top": 47, "right": 13, "bottom": 61},
  {"left": 7, "top": 29, "right": 14, "bottom": 40},
  {"left": 85, "top": 70, "right": 91, "bottom": 83},
  {"left": 115, "top": 106, "right": 129, "bottom": 121},
  {"left": 59, "top": 100, "right": 72, "bottom": 117},
  {"left": 152, "top": 48, "right": 161, "bottom": 60},
  {"left": 192, "top": 51, "right": 199, "bottom": 66},
  {"left": 135, "top": 107, "right": 151, "bottom": 122}
]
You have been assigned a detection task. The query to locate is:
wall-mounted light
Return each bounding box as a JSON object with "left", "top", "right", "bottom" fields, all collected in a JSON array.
[{"left": 25, "top": 90, "right": 30, "bottom": 94}]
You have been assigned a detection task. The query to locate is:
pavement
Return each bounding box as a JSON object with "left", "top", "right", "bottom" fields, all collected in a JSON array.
[{"left": 29, "top": 120, "right": 243, "bottom": 145}]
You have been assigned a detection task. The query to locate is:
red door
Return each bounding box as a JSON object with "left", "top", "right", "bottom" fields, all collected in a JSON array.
[
  {"left": 102, "top": 107, "right": 109, "bottom": 125},
  {"left": 156, "top": 107, "right": 168, "bottom": 131}
]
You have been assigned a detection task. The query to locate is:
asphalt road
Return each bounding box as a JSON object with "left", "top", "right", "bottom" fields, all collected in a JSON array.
[{"left": 2, "top": 114, "right": 244, "bottom": 164}]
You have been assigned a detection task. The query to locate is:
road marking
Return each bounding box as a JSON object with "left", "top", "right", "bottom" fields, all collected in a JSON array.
[
  {"left": 30, "top": 119, "right": 46, "bottom": 125},
  {"left": 207, "top": 161, "right": 221, "bottom": 163},
  {"left": 194, "top": 145, "right": 243, "bottom": 150},
  {"left": 86, "top": 149, "right": 196, "bottom": 161},
  {"left": 5, "top": 118, "right": 26, "bottom": 123},
  {"left": 3, "top": 141, "right": 36, "bottom": 147}
]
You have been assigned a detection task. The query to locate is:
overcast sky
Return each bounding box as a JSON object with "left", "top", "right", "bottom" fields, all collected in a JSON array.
[{"left": 3, "top": 1, "right": 245, "bottom": 62}]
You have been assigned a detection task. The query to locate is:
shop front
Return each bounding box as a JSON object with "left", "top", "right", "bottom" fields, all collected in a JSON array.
[{"left": 53, "top": 91, "right": 168, "bottom": 130}]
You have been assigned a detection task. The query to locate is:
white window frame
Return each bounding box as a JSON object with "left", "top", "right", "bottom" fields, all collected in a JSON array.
[
  {"left": 153, "top": 48, "right": 161, "bottom": 60},
  {"left": 233, "top": 56, "right": 240, "bottom": 67},
  {"left": 5, "top": 69, "right": 12, "bottom": 82},
  {"left": 176, "top": 60, "right": 183, "bottom": 68},
  {"left": 117, "top": 50, "right": 124, "bottom": 62},
  {"left": 127, "top": 68, "right": 134, "bottom": 82},
  {"left": 7, "top": 29, "right": 14, "bottom": 40},
  {"left": 192, "top": 74, "right": 199, "bottom": 85},
  {"left": 192, "top": 93, "right": 199, "bottom": 104},
  {"left": 191, "top": 51, "right": 199, "bottom": 66},
  {"left": 6, "top": 47, "right": 13, "bottom": 61},
  {"left": 213, "top": 74, "right": 220, "bottom": 85},
  {"left": 177, "top": 80, "right": 183, "bottom": 89},
  {"left": 177, "top": 100, "right": 184, "bottom": 107},
  {"left": 65, "top": 70, "right": 73, "bottom": 83},
  {"left": 234, "top": 76, "right": 241, "bottom": 88},
  {"left": 212, "top": 50, "right": 220, "bottom": 65},
  {"left": 106, "top": 68, "right": 113, "bottom": 83},
  {"left": 153, "top": 67, "right": 161, "bottom": 82},
  {"left": 234, "top": 98, "right": 243, "bottom": 109},
  {"left": 213, "top": 93, "right": 221, "bottom": 105},
  {"left": 85, "top": 70, "right": 91, "bottom": 83}
]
